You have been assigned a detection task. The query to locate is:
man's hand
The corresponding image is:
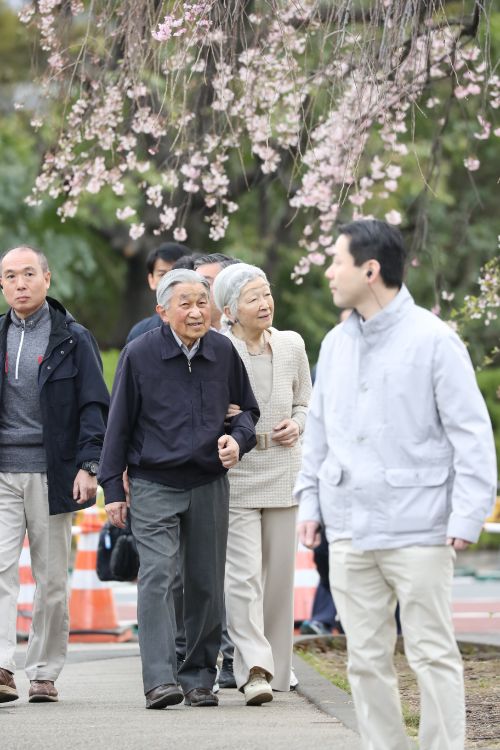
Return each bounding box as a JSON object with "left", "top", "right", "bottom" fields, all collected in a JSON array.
[
  {"left": 73, "top": 469, "right": 98, "bottom": 505},
  {"left": 446, "top": 537, "right": 470, "bottom": 551},
  {"left": 106, "top": 501, "right": 128, "bottom": 529},
  {"left": 218, "top": 434, "right": 240, "bottom": 468},
  {"left": 272, "top": 418, "right": 300, "bottom": 447},
  {"left": 225, "top": 403, "right": 242, "bottom": 419},
  {"left": 122, "top": 469, "right": 130, "bottom": 507},
  {"left": 298, "top": 520, "right": 321, "bottom": 549}
]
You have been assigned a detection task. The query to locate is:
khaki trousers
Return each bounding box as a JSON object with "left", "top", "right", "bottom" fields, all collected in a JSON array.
[
  {"left": 330, "top": 540, "right": 464, "bottom": 750},
  {"left": 0, "top": 472, "right": 73, "bottom": 680},
  {"left": 225, "top": 505, "right": 297, "bottom": 691}
]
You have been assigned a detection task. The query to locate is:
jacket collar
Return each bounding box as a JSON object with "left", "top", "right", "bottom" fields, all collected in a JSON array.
[
  {"left": 344, "top": 285, "right": 415, "bottom": 343},
  {"left": 0, "top": 296, "right": 73, "bottom": 340},
  {"left": 159, "top": 324, "right": 217, "bottom": 362}
]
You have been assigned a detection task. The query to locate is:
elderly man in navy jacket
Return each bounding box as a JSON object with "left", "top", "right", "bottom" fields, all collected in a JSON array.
[{"left": 99, "top": 269, "right": 259, "bottom": 710}]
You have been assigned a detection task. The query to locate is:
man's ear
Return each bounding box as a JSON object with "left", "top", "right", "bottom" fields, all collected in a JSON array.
[
  {"left": 156, "top": 304, "right": 169, "bottom": 323},
  {"left": 45, "top": 271, "right": 51, "bottom": 291},
  {"left": 148, "top": 273, "right": 156, "bottom": 291}
]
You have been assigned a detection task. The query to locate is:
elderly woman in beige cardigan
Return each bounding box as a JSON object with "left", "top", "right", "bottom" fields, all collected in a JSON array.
[{"left": 213, "top": 263, "right": 311, "bottom": 706}]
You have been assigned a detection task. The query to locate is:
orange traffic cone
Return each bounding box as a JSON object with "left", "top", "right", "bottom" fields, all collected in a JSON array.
[
  {"left": 69, "top": 506, "right": 132, "bottom": 643},
  {"left": 17, "top": 534, "right": 35, "bottom": 640},
  {"left": 293, "top": 544, "right": 320, "bottom": 625}
]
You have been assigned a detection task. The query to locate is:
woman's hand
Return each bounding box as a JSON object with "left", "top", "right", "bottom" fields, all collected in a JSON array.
[
  {"left": 272, "top": 418, "right": 300, "bottom": 447},
  {"left": 225, "top": 403, "right": 242, "bottom": 419}
]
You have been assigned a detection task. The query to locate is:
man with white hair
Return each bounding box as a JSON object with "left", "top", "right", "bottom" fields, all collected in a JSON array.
[{"left": 99, "top": 269, "right": 259, "bottom": 710}]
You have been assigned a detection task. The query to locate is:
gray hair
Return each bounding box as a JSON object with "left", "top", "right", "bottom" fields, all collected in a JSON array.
[
  {"left": 213, "top": 263, "right": 268, "bottom": 323},
  {"left": 156, "top": 268, "right": 210, "bottom": 309}
]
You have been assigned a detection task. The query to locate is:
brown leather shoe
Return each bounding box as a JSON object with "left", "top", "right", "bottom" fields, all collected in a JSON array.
[
  {"left": 145, "top": 683, "right": 184, "bottom": 709},
  {"left": 0, "top": 668, "right": 18, "bottom": 703},
  {"left": 29, "top": 680, "right": 59, "bottom": 703},
  {"left": 184, "top": 687, "right": 219, "bottom": 707}
]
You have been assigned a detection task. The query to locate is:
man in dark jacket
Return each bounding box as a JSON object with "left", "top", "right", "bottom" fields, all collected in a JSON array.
[
  {"left": 0, "top": 246, "right": 109, "bottom": 706},
  {"left": 100, "top": 269, "right": 259, "bottom": 710}
]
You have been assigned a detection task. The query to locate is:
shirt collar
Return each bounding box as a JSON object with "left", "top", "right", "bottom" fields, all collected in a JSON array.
[
  {"left": 170, "top": 328, "right": 201, "bottom": 360},
  {"left": 343, "top": 285, "right": 414, "bottom": 342},
  {"left": 10, "top": 301, "right": 50, "bottom": 329}
]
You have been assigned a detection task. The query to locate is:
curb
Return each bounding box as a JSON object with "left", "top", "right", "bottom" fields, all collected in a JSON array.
[{"left": 293, "top": 650, "right": 358, "bottom": 734}]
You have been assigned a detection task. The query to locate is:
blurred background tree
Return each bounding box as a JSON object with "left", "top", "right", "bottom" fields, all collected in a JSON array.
[{"left": 0, "top": 0, "right": 497, "bottom": 370}]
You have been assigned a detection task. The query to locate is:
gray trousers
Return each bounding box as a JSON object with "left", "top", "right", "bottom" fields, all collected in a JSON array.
[{"left": 129, "top": 475, "right": 229, "bottom": 694}]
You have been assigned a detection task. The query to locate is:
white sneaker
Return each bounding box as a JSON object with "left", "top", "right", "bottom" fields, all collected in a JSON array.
[{"left": 243, "top": 668, "right": 273, "bottom": 706}]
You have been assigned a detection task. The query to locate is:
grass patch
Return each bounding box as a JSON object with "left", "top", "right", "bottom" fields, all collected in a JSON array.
[{"left": 295, "top": 639, "right": 500, "bottom": 747}]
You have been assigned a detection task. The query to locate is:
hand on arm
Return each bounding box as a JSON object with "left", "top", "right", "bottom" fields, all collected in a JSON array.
[
  {"left": 225, "top": 403, "right": 242, "bottom": 419},
  {"left": 272, "top": 418, "right": 300, "bottom": 447}
]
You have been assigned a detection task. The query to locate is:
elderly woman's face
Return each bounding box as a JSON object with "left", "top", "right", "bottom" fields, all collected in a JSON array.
[{"left": 235, "top": 277, "right": 274, "bottom": 331}]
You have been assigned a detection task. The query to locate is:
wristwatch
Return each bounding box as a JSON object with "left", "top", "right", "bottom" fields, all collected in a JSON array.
[{"left": 81, "top": 460, "right": 99, "bottom": 476}]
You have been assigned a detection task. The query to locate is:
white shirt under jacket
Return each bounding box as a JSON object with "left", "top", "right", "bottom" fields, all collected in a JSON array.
[{"left": 294, "top": 285, "right": 497, "bottom": 551}]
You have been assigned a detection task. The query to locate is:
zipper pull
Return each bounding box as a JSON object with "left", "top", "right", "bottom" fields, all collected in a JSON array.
[{"left": 187, "top": 357, "right": 192, "bottom": 373}]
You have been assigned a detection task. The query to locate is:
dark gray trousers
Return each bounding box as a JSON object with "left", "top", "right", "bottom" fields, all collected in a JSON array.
[{"left": 129, "top": 474, "right": 229, "bottom": 694}]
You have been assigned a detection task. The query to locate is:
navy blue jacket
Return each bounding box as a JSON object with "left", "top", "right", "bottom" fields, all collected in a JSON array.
[
  {"left": 0, "top": 297, "right": 109, "bottom": 515},
  {"left": 125, "top": 313, "right": 161, "bottom": 344},
  {"left": 99, "top": 325, "right": 260, "bottom": 502}
]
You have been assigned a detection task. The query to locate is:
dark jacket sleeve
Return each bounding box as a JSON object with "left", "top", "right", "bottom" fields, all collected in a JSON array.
[
  {"left": 73, "top": 326, "right": 109, "bottom": 465},
  {"left": 98, "top": 348, "right": 141, "bottom": 503},
  {"left": 227, "top": 343, "right": 259, "bottom": 457}
]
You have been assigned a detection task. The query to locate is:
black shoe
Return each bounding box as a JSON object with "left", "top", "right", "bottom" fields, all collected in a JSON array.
[
  {"left": 184, "top": 687, "right": 219, "bottom": 707},
  {"left": 145, "top": 683, "right": 184, "bottom": 709},
  {"left": 218, "top": 658, "right": 237, "bottom": 689}
]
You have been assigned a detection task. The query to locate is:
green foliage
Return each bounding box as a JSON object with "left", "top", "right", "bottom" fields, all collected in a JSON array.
[
  {"left": 476, "top": 367, "right": 500, "bottom": 465},
  {"left": 101, "top": 349, "right": 120, "bottom": 392},
  {"left": 0, "top": 113, "right": 127, "bottom": 342},
  {"left": 0, "top": 1, "right": 33, "bottom": 84}
]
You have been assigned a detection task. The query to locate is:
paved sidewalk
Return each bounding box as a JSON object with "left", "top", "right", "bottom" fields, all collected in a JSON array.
[{"left": 3, "top": 644, "right": 361, "bottom": 750}]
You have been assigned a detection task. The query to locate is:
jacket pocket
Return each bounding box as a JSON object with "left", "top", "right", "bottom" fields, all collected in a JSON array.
[
  {"left": 46, "top": 362, "right": 78, "bottom": 406},
  {"left": 385, "top": 466, "right": 450, "bottom": 533},
  {"left": 201, "top": 381, "right": 229, "bottom": 428},
  {"left": 57, "top": 435, "right": 77, "bottom": 461},
  {"left": 317, "top": 459, "right": 347, "bottom": 532}
]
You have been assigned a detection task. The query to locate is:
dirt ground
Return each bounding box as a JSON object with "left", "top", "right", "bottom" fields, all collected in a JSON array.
[{"left": 296, "top": 637, "right": 500, "bottom": 749}]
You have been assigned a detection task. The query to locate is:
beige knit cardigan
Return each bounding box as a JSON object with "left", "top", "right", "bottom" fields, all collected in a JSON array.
[{"left": 226, "top": 327, "right": 312, "bottom": 508}]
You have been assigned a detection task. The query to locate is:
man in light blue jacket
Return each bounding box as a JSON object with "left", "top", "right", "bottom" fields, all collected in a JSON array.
[{"left": 295, "top": 219, "right": 497, "bottom": 750}]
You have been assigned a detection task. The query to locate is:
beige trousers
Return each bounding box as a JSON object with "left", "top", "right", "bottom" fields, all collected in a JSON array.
[
  {"left": 0, "top": 472, "right": 73, "bottom": 680},
  {"left": 330, "top": 540, "right": 464, "bottom": 750},
  {"left": 225, "top": 505, "right": 297, "bottom": 691}
]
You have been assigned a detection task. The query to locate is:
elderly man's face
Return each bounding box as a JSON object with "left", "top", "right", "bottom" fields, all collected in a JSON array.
[{"left": 157, "top": 282, "right": 211, "bottom": 347}]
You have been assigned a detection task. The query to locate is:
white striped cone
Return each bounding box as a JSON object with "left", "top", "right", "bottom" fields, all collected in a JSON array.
[
  {"left": 294, "top": 543, "right": 320, "bottom": 624},
  {"left": 17, "top": 534, "right": 35, "bottom": 638}
]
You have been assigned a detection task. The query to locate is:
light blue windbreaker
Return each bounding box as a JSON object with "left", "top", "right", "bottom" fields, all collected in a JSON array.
[{"left": 295, "top": 286, "right": 497, "bottom": 551}]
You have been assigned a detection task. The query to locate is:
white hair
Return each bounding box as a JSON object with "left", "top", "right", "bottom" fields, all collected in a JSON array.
[
  {"left": 213, "top": 263, "right": 269, "bottom": 326},
  {"left": 156, "top": 269, "right": 210, "bottom": 309}
]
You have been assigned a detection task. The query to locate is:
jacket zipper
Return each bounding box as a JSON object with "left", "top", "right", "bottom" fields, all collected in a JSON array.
[
  {"left": 14, "top": 321, "right": 26, "bottom": 381},
  {"left": 186, "top": 356, "right": 192, "bottom": 373}
]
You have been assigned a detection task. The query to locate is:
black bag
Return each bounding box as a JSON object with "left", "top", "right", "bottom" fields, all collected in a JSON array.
[
  {"left": 110, "top": 531, "right": 140, "bottom": 581},
  {"left": 96, "top": 516, "right": 139, "bottom": 582}
]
